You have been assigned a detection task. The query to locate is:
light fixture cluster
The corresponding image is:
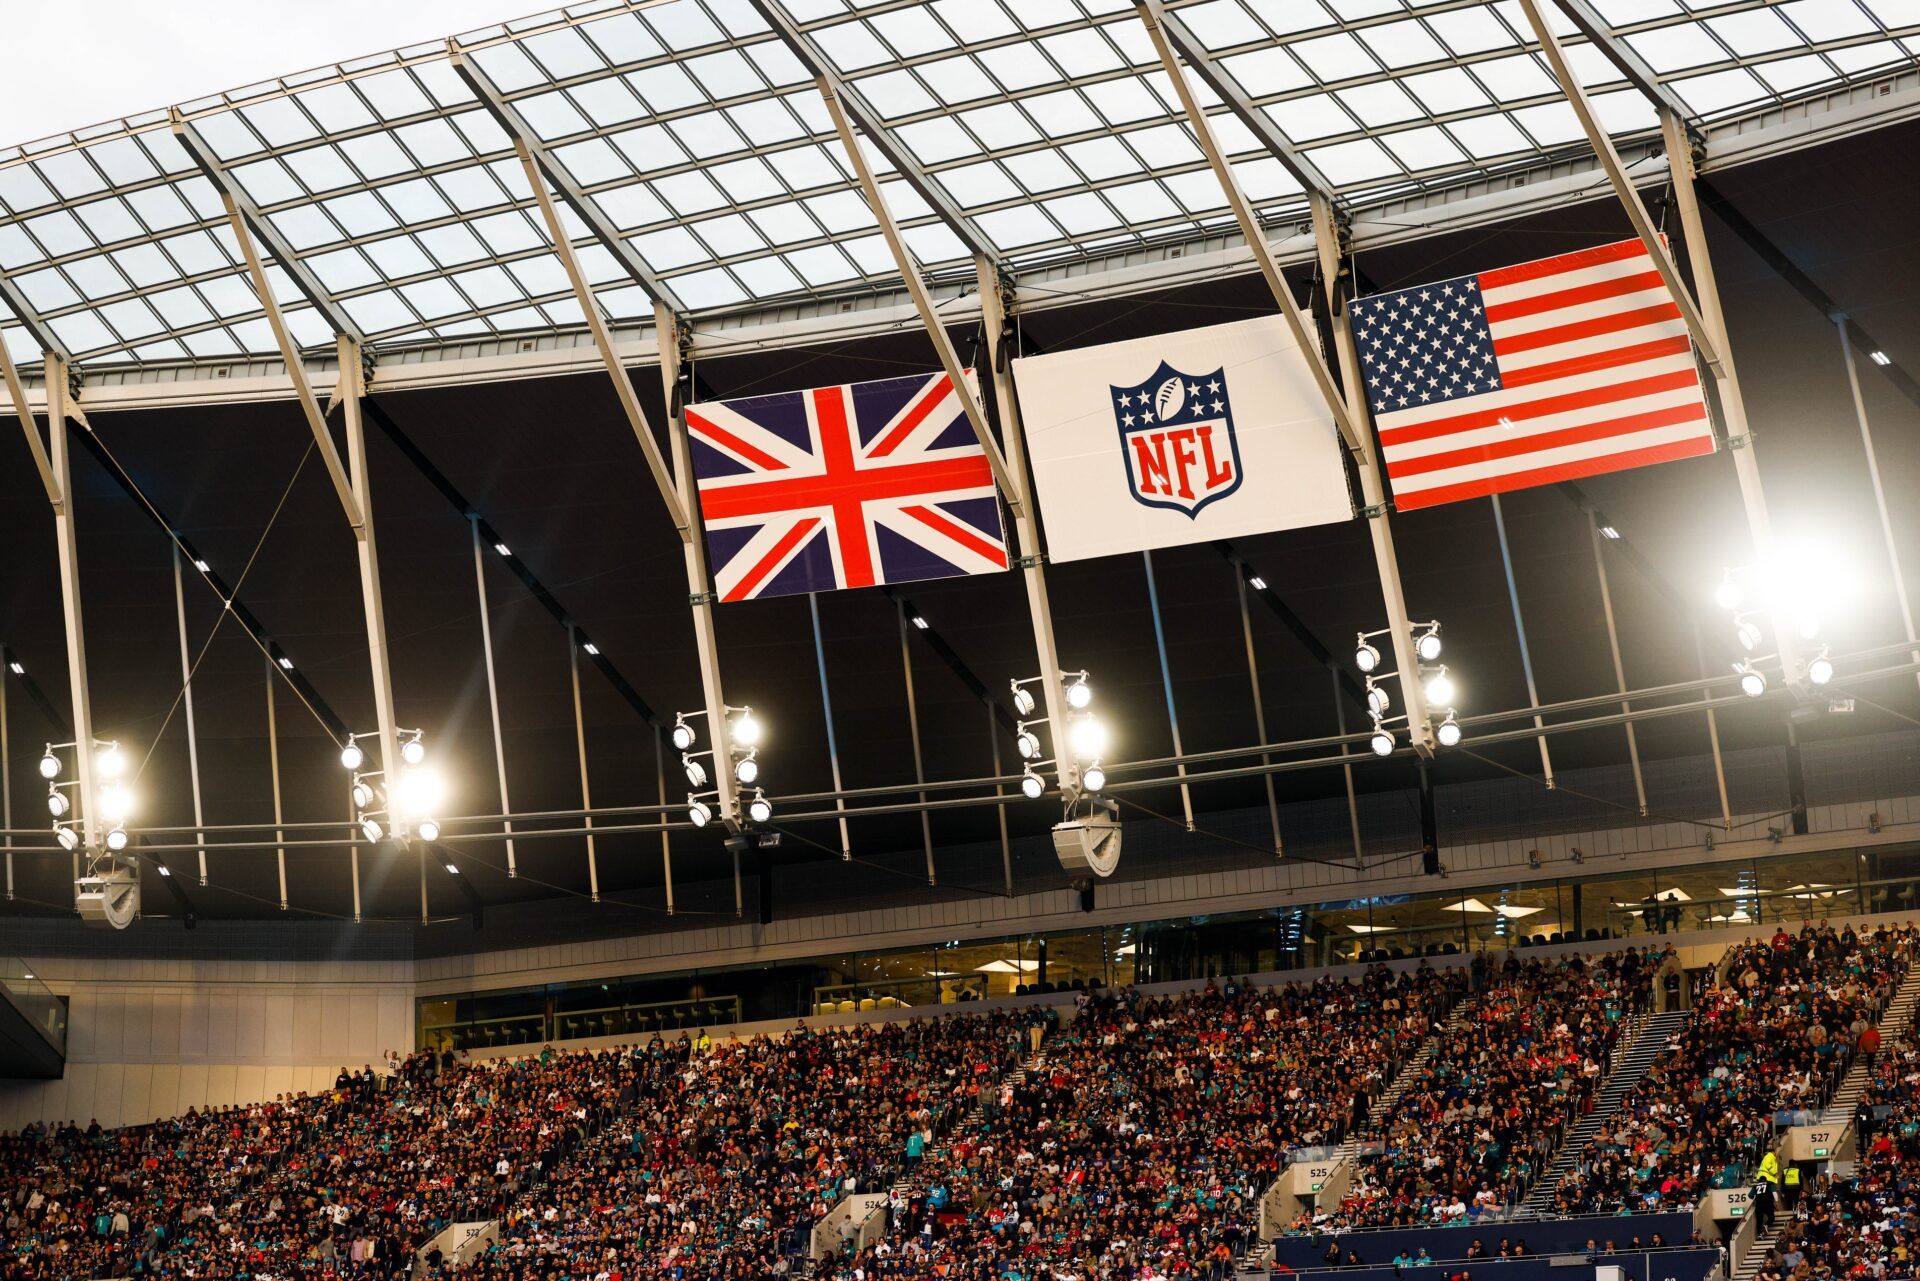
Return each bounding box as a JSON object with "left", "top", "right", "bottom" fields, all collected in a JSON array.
[
  {"left": 1714, "top": 563, "right": 1837, "bottom": 695},
  {"left": 674, "top": 707, "right": 770, "bottom": 828},
  {"left": 42, "top": 739, "right": 134, "bottom": 853},
  {"left": 1009, "top": 670, "right": 1106, "bottom": 798},
  {"left": 1354, "top": 621, "right": 1462, "bottom": 754},
  {"left": 343, "top": 729, "right": 441, "bottom": 843}
]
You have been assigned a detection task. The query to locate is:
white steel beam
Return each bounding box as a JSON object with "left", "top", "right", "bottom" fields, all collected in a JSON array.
[
  {"left": 814, "top": 79, "right": 1024, "bottom": 514},
  {"left": 44, "top": 355, "right": 101, "bottom": 854},
  {"left": 336, "top": 335, "right": 408, "bottom": 835},
  {"left": 1516, "top": 0, "right": 1723, "bottom": 374},
  {"left": 655, "top": 302, "right": 743, "bottom": 830},
  {"left": 0, "top": 338, "right": 60, "bottom": 509},
  {"left": 513, "top": 139, "right": 689, "bottom": 536},
  {"left": 448, "top": 47, "right": 684, "bottom": 313},
  {"left": 1659, "top": 109, "right": 1803, "bottom": 684},
  {"left": 1309, "top": 197, "right": 1436, "bottom": 755},
  {"left": 1550, "top": 0, "right": 1693, "bottom": 123},
  {"left": 1135, "top": 0, "right": 1362, "bottom": 454}
]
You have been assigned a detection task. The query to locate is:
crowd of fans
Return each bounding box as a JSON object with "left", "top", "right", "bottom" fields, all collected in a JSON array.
[
  {"left": 1750, "top": 1013, "right": 1920, "bottom": 1280},
  {"left": 817, "top": 966, "right": 1467, "bottom": 1280},
  {"left": 1299, "top": 948, "right": 1661, "bottom": 1231},
  {"left": 1545, "top": 921, "right": 1917, "bottom": 1216}
]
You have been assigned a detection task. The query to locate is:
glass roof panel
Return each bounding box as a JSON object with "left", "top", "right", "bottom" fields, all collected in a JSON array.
[{"left": 0, "top": 0, "right": 1910, "bottom": 367}]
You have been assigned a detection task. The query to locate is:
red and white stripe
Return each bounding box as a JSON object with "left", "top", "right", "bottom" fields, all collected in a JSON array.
[{"left": 1379, "top": 239, "right": 1715, "bottom": 511}]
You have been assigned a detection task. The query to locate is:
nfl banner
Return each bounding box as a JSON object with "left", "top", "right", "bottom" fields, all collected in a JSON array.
[
  {"left": 1350, "top": 237, "right": 1717, "bottom": 511},
  {"left": 1009, "top": 316, "right": 1353, "bottom": 563},
  {"left": 686, "top": 370, "right": 1009, "bottom": 602}
]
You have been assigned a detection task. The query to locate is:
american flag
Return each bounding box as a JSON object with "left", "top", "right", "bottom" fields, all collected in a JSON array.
[
  {"left": 686, "top": 370, "right": 1008, "bottom": 602},
  {"left": 1349, "top": 238, "right": 1717, "bottom": 511}
]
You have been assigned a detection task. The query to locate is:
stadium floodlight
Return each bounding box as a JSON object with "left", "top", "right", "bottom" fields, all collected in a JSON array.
[
  {"left": 1082, "top": 762, "right": 1106, "bottom": 792},
  {"left": 39, "top": 749, "right": 59, "bottom": 780},
  {"left": 106, "top": 827, "right": 128, "bottom": 852},
  {"left": 1011, "top": 681, "right": 1036, "bottom": 717},
  {"left": 683, "top": 757, "right": 709, "bottom": 789},
  {"left": 1021, "top": 768, "right": 1045, "bottom": 800},
  {"left": 729, "top": 711, "right": 762, "bottom": 747},
  {"left": 688, "top": 799, "right": 712, "bottom": 829},
  {"left": 736, "top": 754, "right": 759, "bottom": 785},
  {"left": 1365, "top": 680, "right": 1391, "bottom": 717},
  {"left": 1797, "top": 615, "right": 1822, "bottom": 640},
  {"left": 1714, "top": 575, "right": 1743, "bottom": 611},
  {"left": 1068, "top": 715, "right": 1109, "bottom": 761},
  {"left": 54, "top": 825, "right": 78, "bottom": 851},
  {"left": 46, "top": 789, "right": 67, "bottom": 818},
  {"left": 1415, "top": 624, "right": 1443, "bottom": 662},
  {"left": 352, "top": 781, "right": 375, "bottom": 810},
  {"left": 672, "top": 717, "right": 696, "bottom": 750},
  {"left": 401, "top": 732, "right": 426, "bottom": 766},
  {"left": 1436, "top": 715, "right": 1463, "bottom": 748},
  {"left": 748, "top": 791, "right": 773, "bottom": 824},
  {"left": 1735, "top": 662, "right": 1767, "bottom": 698},
  {"left": 1355, "top": 637, "right": 1381, "bottom": 673},
  {"left": 98, "top": 784, "right": 133, "bottom": 824},
  {"left": 1735, "top": 619, "right": 1763, "bottom": 653},
  {"left": 1369, "top": 728, "right": 1395, "bottom": 757},
  {"left": 1065, "top": 673, "right": 1092, "bottom": 709},
  {"left": 361, "top": 817, "right": 384, "bottom": 843},
  {"left": 418, "top": 820, "right": 442, "bottom": 842},
  {"left": 340, "top": 741, "right": 365, "bottom": 770},
  {"left": 1424, "top": 669, "right": 1456, "bottom": 707},
  {"left": 1808, "top": 649, "right": 1835, "bottom": 686},
  {"left": 1016, "top": 729, "right": 1042, "bottom": 760},
  {"left": 95, "top": 744, "right": 125, "bottom": 779},
  {"left": 394, "top": 768, "right": 445, "bottom": 819}
]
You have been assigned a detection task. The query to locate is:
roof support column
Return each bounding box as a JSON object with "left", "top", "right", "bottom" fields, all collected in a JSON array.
[
  {"left": 1135, "top": 0, "right": 1360, "bottom": 454},
  {"left": 1308, "top": 198, "right": 1435, "bottom": 755},
  {"left": 812, "top": 81, "right": 1020, "bottom": 511},
  {"left": 0, "top": 341, "right": 59, "bottom": 508},
  {"left": 336, "top": 337, "right": 407, "bottom": 836},
  {"left": 977, "top": 259, "right": 1079, "bottom": 799},
  {"left": 44, "top": 355, "right": 100, "bottom": 859},
  {"left": 1657, "top": 109, "right": 1804, "bottom": 684},
  {"left": 655, "top": 303, "right": 742, "bottom": 831},
  {"left": 1516, "top": 0, "right": 1721, "bottom": 372}
]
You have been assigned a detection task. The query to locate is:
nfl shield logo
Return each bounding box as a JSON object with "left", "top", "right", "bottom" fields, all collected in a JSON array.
[{"left": 1110, "top": 361, "right": 1244, "bottom": 519}]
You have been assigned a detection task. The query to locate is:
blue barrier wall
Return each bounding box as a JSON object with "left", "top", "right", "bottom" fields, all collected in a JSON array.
[
  {"left": 1271, "top": 1213, "right": 1701, "bottom": 1270},
  {"left": 1262, "top": 1249, "right": 1719, "bottom": 1281}
]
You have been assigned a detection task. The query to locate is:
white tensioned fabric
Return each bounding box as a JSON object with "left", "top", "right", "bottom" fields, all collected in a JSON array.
[{"left": 1, "top": 0, "right": 1917, "bottom": 370}]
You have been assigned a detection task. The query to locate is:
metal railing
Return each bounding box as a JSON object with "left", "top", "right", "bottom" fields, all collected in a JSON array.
[{"left": 420, "top": 994, "right": 745, "bottom": 1052}]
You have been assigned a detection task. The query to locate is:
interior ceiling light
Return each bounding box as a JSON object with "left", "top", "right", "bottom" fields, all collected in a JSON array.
[
  {"left": 1065, "top": 674, "right": 1092, "bottom": 709},
  {"left": 8, "top": 661, "right": 23, "bottom": 675},
  {"left": 340, "top": 742, "right": 365, "bottom": 770},
  {"left": 442, "top": 859, "right": 458, "bottom": 874},
  {"left": 277, "top": 656, "right": 294, "bottom": 670},
  {"left": 157, "top": 862, "right": 172, "bottom": 877},
  {"left": 1599, "top": 526, "right": 1620, "bottom": 540},
  {"left": 1248, "top": 575, "right": 1266, "bottom": 590},
  {"left": 1355, "top": 638, "right": 1380, "bottom": 672},
  {"left": 1870, "top": 350, "right": 1891, "bottom": 366},
  {"left": 1440, "top": 898, "right": 1495, "bottom": 913},
  {"left": 582, "top": 641, "right": 600, "bottom": 655},
  {"left": 494, "top": 542, "right": 511, "bottom": 556},
  {"left": 192, "top": 558, "right": 210, "bottom": 572},
  {"left": 910, "top": 614, "right": 928, "bottom": 630}
]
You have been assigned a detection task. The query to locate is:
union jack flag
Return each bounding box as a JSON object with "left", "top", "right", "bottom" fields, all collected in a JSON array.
[{"left": 687, "top": 371, "right": 1009, "bottom": 602}]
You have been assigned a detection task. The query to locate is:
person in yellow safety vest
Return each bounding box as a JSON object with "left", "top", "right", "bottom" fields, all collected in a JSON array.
[
  {"left": 1783, "top": 1162, "right": 1803, "bottom": 1210},
  {"left": 1758, "top": 1152, "right": 1781, "bottom": 1185},
  {"left": 1752, "top": 1152, "right": 1781, "bottom": 1234}
]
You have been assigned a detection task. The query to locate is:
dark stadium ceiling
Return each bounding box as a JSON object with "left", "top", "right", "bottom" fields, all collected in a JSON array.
[{"left": 2, "top": 0, "right": 1920, "bottom": 935}]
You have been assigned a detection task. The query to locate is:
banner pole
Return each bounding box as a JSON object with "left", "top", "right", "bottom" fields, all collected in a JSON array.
[
  {"left": 1143, "top": 551, "right": 1195, "bottom": 828},
  {"left": 1490, "top": 495, "right": 1555, "bottom": 788}
]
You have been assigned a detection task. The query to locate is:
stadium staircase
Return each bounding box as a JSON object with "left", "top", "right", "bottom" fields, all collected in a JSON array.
[
  {"left": 1520, "top": 1007, "right": 1691, "bottom": 1215},
  {"left": 885, "top": 1040, "right": 1050, "bottom": 1200},
  {"left": 1818, "top": 962, "right": 1920, "bottom": 1126},
  {"left": 1237, "top": 997, "right": 1482, "bottom": 1273}
]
